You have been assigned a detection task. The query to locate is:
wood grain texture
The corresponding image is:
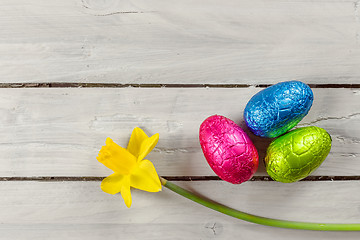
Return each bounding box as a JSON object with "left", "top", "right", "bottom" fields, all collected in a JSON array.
[
  {"left": 0, "top": 87, "right": 359, "bottom": 177},
  {"left": 0, "top": 0, "right": 360, "bottom": 84},
  {"left": 2, "top": 0, "right": 360, "bottom": 239},
  {"left": 0, "top": 181, "right": 359, "bottom": 239}
]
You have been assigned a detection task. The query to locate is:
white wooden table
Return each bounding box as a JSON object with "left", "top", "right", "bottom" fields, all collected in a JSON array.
[{"left": 1, "top": 0, "right": 360, "bottom": 239}]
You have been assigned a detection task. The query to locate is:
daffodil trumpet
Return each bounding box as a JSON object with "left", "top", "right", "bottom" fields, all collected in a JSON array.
[{"left": 98, "top": 127, "right": 360, "bottom": 231}]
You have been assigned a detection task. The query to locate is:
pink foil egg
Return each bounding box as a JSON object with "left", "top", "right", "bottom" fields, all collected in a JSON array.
[{"left": 199, "top": 115, "right": 259, "bottom": 184}]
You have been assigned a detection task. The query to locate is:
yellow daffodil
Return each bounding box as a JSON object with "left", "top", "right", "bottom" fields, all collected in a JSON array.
[
  {"left": 96, "top": 127, "right": 360, "bottom": 231},
  {"left": 97, "top": 127, "right": 161, "bottom": 208}
]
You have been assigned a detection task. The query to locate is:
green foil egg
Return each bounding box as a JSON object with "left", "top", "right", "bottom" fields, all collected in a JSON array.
[{"left": 265, "top": 126, "right": 332, "bottom": 183}]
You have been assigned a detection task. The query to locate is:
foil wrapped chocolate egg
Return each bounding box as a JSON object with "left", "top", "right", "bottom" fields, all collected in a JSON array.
[
  {"left": 199, "top": 115, "right": 259, "bottom": 184},
  {"left": 265, "top": 126, "right": 332, "bottom": 183},
  {"left": 244, "top": 81, "right": 313, "bottom": 138}
]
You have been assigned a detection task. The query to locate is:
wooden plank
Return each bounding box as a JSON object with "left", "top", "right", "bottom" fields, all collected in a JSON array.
[
  {"left": 0, "top": 181, "right": 359, "bottom": 239},
  {"left": 0, "top": 0, "right": 359, "bottom": 84},
  {"left": 0, "top": 87, "right": 359, "bottom": 177}
]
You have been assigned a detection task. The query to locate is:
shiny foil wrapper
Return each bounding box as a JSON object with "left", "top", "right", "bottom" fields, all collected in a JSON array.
[
  {"left": 265, "top": 126, "right": 332, "bottom": 183},
  {"left": 199, "top": 115, "right": 259, "bottom": 184},
  {"left": 244, "top": 81, "right": 313, "bottom": 138}
]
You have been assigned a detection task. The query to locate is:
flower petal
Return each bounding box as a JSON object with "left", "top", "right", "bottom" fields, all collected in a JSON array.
[
  {"left": 138, "top": 133, "right": 159, "bottom": 161},
  {"left": 101, "top": 173, "right": 125, "bottom": 195},
  {"left": 121, "top": 176, "right": 132, "bottom": 208},
  {"left": 97, "top": 138, "right": 137, "bottom": 174},
  {"left": 127, "top": 127, "right": 148, "bottom": 158},
  {"left": 130, "top": 159, "right": 162, "bottom": 192}
]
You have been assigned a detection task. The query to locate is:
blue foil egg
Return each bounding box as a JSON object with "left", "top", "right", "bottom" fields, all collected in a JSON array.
[{"left": 244, "top": 81, "right": 313, "bottom": 138}]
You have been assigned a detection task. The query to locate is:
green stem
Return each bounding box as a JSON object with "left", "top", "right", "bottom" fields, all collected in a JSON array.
[{"left": 160, "top": 177, "right": 360, "bottom": 231}]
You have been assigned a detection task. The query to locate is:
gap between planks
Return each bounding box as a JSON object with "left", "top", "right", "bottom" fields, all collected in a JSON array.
[
  {"left": 2, "top": 176, "right": 360, "bottom": 182},
  {"left": 0, "top": 83, "right": 359, "bottom": 88},
  {"left": 1, "top": 86, "right": 357, "bottom": 180}
]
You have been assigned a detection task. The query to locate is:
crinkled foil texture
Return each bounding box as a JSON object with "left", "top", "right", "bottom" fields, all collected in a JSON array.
[
  {"left": 244, "top": 81, "right": 313, "bottom": 138},
  {"left": 265, "top": 126, "right": 332, "bottom": 183},
  {"left": 199, "top": 115, "right": 259, "bottom": 184}
]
